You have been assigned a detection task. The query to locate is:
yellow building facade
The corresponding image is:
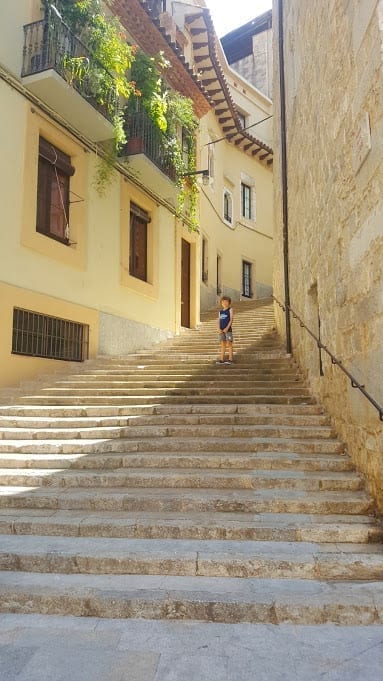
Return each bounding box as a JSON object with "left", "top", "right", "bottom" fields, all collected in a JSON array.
[{"left": 0, "top": 0, "right": 273, "bottom": 389}]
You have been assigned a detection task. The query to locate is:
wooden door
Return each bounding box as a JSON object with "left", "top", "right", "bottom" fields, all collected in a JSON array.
[{"left": 181, "top": 238, "right": 191, "bottom": 328}]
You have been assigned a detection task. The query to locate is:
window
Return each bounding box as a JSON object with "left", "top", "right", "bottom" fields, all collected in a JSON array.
[
  {"left": 36, "top": 137, "right": 75, "bottom": 243},
  {"left": 241, "top": 183, "right": 252, "bottom": 220},
  {"left": 129, "top": 202, "right": 150, "bottom": 281},
  {"left": 12, "top": 308, "right": 89, "bottom": 362},
  {"left": 242, "top": 261, "right": 252, "bottom": 298},
  {"left": 223, "top": 189, "right": 233, "bottom": 224},
  {"left": 202, "top": 237, "right": 208, "bottom": 283},
  {"left": 237, "top": 112, "right": 246, "bottom": 129}
]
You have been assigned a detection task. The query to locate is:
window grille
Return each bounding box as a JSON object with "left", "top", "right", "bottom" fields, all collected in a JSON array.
[{"left": 12, "top": 308, "right": 89, "bottom": 362}]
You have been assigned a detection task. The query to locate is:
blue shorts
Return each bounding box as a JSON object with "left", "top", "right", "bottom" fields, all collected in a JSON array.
[{"left": 219, "top": 331, "right": 233, "bottom": 342}]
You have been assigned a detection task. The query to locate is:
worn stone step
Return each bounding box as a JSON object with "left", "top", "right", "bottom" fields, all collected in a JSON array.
[
  {"left": 0, "top": 509, "right": 381, "bottom": 543},
  {"left": 0, "top": 487, "right": 373, "bottom": 514},
  {"left": 0, "top": 403, "right": 326, "bottom": 418},
  {"left": 77, "top": 369, "right": 301, "bottom": 377},
  {"left": 31, "top": 386, "right": 312, "bottom": 397},
  {"left": 0, "top": 436, "right": 344, "bottom": 455},
  {"left": 0, "top": 571, "right": 382, "bottom": 624},
  {"left": 0, "top": 424, "right": 336, "bottom": 441},
  {"left": 52, "top": 379, "right": 304, "bottom": 389},
  {"left": 0, "top": 451, "right": 353, "bottom": 472},
  {"left": 15, "top": 395, "right": 316, "bottom": 406},
  {"left": 0, "top": 468, "right": 363, "bottom": 492},
  {"left": 0, "top": 412, "right": 330, "bottom": 429},
  {"left": 1, "top": 535, "right": 383, "bottom": 580}
]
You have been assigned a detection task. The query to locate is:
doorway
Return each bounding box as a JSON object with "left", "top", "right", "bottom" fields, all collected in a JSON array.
[{"left": 181, "top": 238, "right": 191, "bottom": 327}]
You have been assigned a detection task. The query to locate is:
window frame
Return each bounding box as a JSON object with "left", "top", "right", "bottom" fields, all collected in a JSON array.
[
  {"left": 237, "top": 111, "right": 247, "bottom": 129},
  {"left": 242, "top": 260, "right": 253, "bottom": 298},
  {"left": 241, "top": 182, "right": 252, "bottom": 220},
  {"left": 223, "top": 188, "right": 233, "bottom": 225},
  {"left": 36, "top": 137, "right": 75, "bottom": 245},
  {"left": 129, "top": 202, "right": 150, "bottom": 282}
]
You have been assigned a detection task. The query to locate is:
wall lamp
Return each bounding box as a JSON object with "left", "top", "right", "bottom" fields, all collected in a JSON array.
[{"left": 182, "top": 169, "right": 210, "bottom": 186}]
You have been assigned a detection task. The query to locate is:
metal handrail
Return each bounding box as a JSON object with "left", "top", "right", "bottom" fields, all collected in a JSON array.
[{"left": 272, "top": 294, "right": 383, "bottom": 422}]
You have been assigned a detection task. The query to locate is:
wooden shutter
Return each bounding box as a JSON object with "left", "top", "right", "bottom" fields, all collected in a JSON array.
[{"left": 129, "top": 213, "right": 147, "bottom": 281}]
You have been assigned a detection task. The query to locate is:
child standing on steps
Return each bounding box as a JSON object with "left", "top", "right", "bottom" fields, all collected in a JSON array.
[{"left": 216, "top": 296, "right": 234, "bottom": 364}]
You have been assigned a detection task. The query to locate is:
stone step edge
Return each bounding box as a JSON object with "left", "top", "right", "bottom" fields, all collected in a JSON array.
[
  {"left": 0, "top": 572, "right": 382, "bottom": 624},
  {"left": 1, "top": 512, "right": 382, "bottom": 542}
]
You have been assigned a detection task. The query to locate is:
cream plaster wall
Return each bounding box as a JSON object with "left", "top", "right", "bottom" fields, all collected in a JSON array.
[
  {"left": 273, "top": 0, "right": 383, "bottom": 509},
  {"left": 198, "top": 109, "right": 273, "bottom": 310},
  {"left": 0, "top": 88, "right": 179, "bottom": 334},
  {"left": 0, "top": 282, "right": 99, "bottom": 388}
]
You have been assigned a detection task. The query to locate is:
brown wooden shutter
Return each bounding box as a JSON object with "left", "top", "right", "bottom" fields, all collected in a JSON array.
[{"left": 129, "top": 213, "right": 147, "bottom": 281}]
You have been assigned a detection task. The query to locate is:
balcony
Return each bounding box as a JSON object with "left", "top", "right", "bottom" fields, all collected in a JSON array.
[
  {"left": 122, "top": 110, "right": 179, "bottom": 202},
  {"left": 21, "top": 11, "right": 118, "bottom": 142}
]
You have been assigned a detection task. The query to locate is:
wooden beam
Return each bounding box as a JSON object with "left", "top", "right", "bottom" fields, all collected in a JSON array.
[
  {"left": 185, "top": 13, "right": 204, "bottom": 23},
  {"left": 206, "top": 88, "right": 223, "bottom": 96},
  {"left": 252, "top": 148, "right": 261, "bottom": 156},
  {"left": 201, "top": 78, "right": 218, "bottom": 86},
  {"left": 190, "top": 28, "right": 207, "bottom": 35},
  {"left": 222, "top": 125, "right": 236, "bottom": 132}
]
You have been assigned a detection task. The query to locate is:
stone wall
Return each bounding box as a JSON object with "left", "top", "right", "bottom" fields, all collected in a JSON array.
[
  {"left": 273, "top": 0, "right": 383, "bottom": 509},
  {"left": 229, "top": 29, "right": 273, "bottom": 98}
]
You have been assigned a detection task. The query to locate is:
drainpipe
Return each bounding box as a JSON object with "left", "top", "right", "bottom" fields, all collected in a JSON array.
[{"left": 277, "top": 0, "right": 292, "bottom": 354}]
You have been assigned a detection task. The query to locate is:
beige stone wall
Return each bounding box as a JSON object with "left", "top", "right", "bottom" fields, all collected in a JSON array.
[
  {"left": 229, "top": 28, "right": 273, "bottom": 100},
  {"left": 273, "top": 0, "right": 383, "bottom": 509}
]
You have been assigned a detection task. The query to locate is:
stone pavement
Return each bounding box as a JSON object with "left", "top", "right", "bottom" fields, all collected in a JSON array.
[{"left": 0, "top": 614, "right": 383, "bottom": 681}]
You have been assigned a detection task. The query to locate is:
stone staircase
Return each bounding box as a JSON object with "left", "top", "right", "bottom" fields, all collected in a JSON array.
[{"left": 0, "top": 299, "right": 382, "bottom": 624}]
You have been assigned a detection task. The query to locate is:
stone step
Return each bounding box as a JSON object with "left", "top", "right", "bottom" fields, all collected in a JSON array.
[
  {"left": 0, "top": 424, "right": 336, "bottom": 441},
  {"left": 92, "top": 356, "right": 291, "bottom": 366},
  {"left": 0, "top": 468, "right": 363, "bottom": 492},
  {"left": 1, "top": 535, "right": 383, "bottom": 581},
  {"left": 0, "top": 571, "right": 382, "bottom": 624},
  {"left": 15, "top": 395, "right": 315, "bottom": 406},
  {"left": 0, "top": 412, "right": 330, "bottom": 428},
  {"left": 60, "top": 366, "right": 301, "bottom": 374},
  {"left": 0, "top": 436, "right": 344, "bottom": 454},
  {"left": 0, "top": 451, "right": 353, "bottom": 472},
  {"left": 0, "top": 487, "right": 373, "bottom": 514},
  {"left": 0, "top": 403, "right": 325, "bottom": 417},
  {"left": 0, "top": 509, "right": 381, "bottom": 543},
  {"left": 52, "top": 379, "right": 304, "bottom": 389},
  {"left": 28, "top": 385, "right": 312, "bottom": 397}
]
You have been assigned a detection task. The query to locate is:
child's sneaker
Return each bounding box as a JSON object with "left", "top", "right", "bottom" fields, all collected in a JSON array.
[
  {"left": 216, "top": 360, "right": 225, "bottom": 364},
  {"left": 224, "top": 360, "right": 233, "bottom": 364}
]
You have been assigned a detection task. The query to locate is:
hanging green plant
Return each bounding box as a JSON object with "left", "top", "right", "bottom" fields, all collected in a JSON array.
[
  {"left": 166, "top": 92, "right": 199, "bottom": 230},
  {"left": 46, "top": 0, "right": 138, "bottom": 194}
]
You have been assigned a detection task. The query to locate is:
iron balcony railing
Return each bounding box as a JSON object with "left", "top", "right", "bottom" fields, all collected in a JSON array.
[
  {"left": 123, "top": 110, "right": 178, "bottom": 182},
  {"left": 21, "top": 10, "right": 118, "bottom": 123}
]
